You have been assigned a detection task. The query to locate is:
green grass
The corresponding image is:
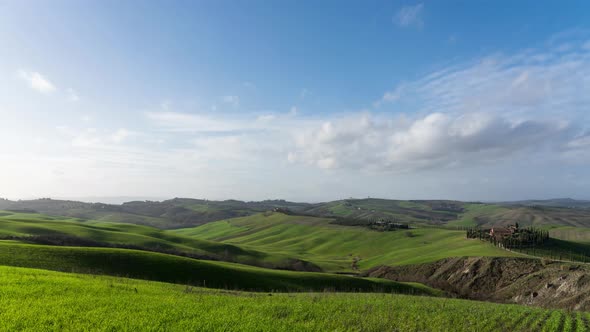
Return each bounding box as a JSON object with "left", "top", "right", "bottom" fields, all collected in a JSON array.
[
  {"left": 448, "top": 203, "right": 506, "bottom": 227},
  {"left": 0, "top": 265, "right": 585, "bottom": 331},
  {"left": 172, "top": 212, "right": 521, "bottom": 272},
  {"left": 0, "top": 241, "right": 436, "bottom": 294},
  {"left": 549, "top": 226, "right": 590, "bottom": 244},
  {"left": 0, "top": 211, "right": 316, "bottom": 270},
  {"left": 450, "top": 205, "right": 590, "bottom": 228}
]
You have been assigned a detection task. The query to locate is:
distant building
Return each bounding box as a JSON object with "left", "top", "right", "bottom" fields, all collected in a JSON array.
[{"left": 489, "top": 224, "right": 519, "bottom": 240}]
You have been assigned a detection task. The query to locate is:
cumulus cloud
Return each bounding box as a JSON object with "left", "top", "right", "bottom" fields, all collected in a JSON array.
[
  {"left": 288, "top": 112, "right": 571, "bottom": 171},
  {"left": 291, "top": 36, "right": 590, "bottom": 172},
  {"left": 17, "top": 70, "right": 56, "bottom": 94},
  {"left": 393, "top": 4, "right": 424, "bottom": 28}
]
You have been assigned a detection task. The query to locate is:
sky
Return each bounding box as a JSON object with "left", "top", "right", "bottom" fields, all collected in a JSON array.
[{"left": 1, "top": 1, "right": 590, "bottom": 203}]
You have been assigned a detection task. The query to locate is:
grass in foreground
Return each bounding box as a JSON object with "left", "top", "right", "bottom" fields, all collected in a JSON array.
[
  {"left": 0, "top": 241, "right": 436, "bottom": 294},
  {"left": 0, "top": 265, "right": 586, "bottom": 332}
]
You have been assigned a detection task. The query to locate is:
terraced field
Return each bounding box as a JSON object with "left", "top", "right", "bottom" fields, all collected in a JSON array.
[
  {"left": 0, "top": 265, "right": 586, "bottom": 332},
  {"left": 172, "top": 212, "right": 520, "bottom": 272}
]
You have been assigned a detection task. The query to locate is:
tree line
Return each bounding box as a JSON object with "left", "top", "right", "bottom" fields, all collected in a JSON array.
[{"left": 466, "top": 225, "right": 549, "bottom": 249}]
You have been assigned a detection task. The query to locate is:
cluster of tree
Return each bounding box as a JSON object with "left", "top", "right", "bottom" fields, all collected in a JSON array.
[
  {"left": 368, "top": 220, "right": 410, "bottom": 232},
  {"left": 466, "top": 225, "right": 549, "bottom": 249},
  {"left": 330, "top": 216, "right": 410, "bottom": 231}
]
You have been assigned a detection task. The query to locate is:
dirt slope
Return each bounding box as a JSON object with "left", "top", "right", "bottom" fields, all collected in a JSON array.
[{"left": 365, "top": 257, "right": 590, "bottom": 311}]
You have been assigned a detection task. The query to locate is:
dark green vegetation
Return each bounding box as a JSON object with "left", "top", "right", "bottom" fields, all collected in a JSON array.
[
  {"left": 466, "top": 226, "right": 549, "bottom": 248},
  {"left": 513, "top": 238, "right": 590, "bottom": 263},
  {"left": 0, "top": 241, "right": 434, "bottom": 293},
  {"left": 1, "top": 265, "right": 587, "bottom": 332}
]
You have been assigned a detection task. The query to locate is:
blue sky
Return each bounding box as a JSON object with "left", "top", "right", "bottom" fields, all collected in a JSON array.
[{"left": 1, "top": 1, "right": 590, "bottom": 202}]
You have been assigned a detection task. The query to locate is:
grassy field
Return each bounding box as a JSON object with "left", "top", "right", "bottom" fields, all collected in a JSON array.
[
  {"left": 548, "top": 226, "right": 590, "bottom": 244},
  {"left": 172, "top": 212, "right": 520, "bottom": 272},
  {"left": 0, "top": 265, "right": 586, "bottom": 331},
  {"left": 450, "top": 204, "right": 590, "bottom": 228},
  {"left": 447, "top": 203, "right": 507, "bottom": 227},
  {"left": 302, "top": 198, "right": 463, "bottom": 225},
  {"left": 0, "top": 211, "right": 316, "bottom": 270},
  {"left": 0, "top": 241, "right": 437, "bottom": 294}
]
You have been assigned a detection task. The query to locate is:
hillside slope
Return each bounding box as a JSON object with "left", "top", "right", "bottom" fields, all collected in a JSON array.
[
  {"left": 0, "top": 241, "right": 433, "bottom": 294},
  {"left": 366, "top": 257, "right": 590, "bottom": 311},
  {"left": 0, "top": 211, "right": 319, "bottom": 271},
  {"left": 0, "top": 198, "right": 311, "bottom": 228},
  {"left": 172, "top": 212, "right": 520, "bottom": 272},
  {"left": 451, "top": 204, "right": 590, "bottom": 228}
]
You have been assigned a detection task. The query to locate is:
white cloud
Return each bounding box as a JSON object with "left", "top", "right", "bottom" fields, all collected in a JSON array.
[
  {"left": 111, "top": 128, "right": 132, "bottom": 143},
  {"left": 66, "top": 88, "right": 80, "bottom": 102},
  {"left": 374, "top": 85, "right": 404, "bottom": 107},
  {"left": 257, "top": 114, "right": 276, "bottom": 122},
  {"left": 222, "top": 95, "right": 240, "bottom": 107},
  {"left": 376, "top": 38, "right": 590, "bottom": 119},
  {"left": 393, "top": 4, "right": 424, "bottom": 28},
  {"left": 17, "top": 70, "right": 57, "bottom": 94},
  {"left": 289, "top": 106, "right": 298, "bottom": 116},
  {"left": 293, "top": 39, "right": 590, "bottom": 172},
  {"left": 288, "top": 112, "right": 571, "bottom": 172},
  {"left": 146, "top": 112, "right": 240, "bottom": 132}
]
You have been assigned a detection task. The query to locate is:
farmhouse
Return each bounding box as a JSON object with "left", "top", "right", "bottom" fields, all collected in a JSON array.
[{"left": 489, "top": 224, "right": 518, "bottom": 240}]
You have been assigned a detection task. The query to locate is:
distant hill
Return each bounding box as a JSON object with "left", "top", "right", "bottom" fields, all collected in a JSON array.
[
  {"left": 0, "top": 198, "right": 311, "bottom": 229},
  {"left": 302, "top": 198, "right": 466, "bottom": 225},
  {"left": 497, "top": 198, "right": 590, "bottom": 209},
  {"left": 3, "top": 196, "right": 590, "bottom": 229}
]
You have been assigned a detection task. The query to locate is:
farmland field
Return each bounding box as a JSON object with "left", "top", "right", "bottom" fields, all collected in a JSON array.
[{"left": 0, "top": 265, "right": 587, "bottom": 332}]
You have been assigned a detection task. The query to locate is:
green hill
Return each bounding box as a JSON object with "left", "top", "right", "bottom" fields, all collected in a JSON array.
[
  {"left": 0, "top": 198, "right": 311, "bottom": 228},
  {"left": 0, "top": 211, "right": 319, "bottom": 271},
  {"left": 5, "top": 197, "right": 590, "bottom": 230},
  {"left": 303, "top": 198, "right": 465, "bottom": 225},
  {"left": 451, "top": 204, "right": 590, "bottom": 228},
  {"left": 0, "top": 265, "right": 585, "bottom": 331},
  {"left": 0, "top": 241, "right": 434, "bottom": 294},
  {"left": 171, "top": 212, "right": 520, "bottom": 272}
]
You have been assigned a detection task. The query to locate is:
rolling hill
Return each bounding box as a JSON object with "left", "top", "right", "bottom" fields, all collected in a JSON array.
[
  {"left": 0, "top": 241, "right": 434, "bottom": 294},
  {"left": 171, "top": 212, "right": 520, "bottom": 272},
  {"left": 4, "top": 197, "right": 590, "bottom": 231},
  {"left": 0, "top": 211, "right": 320, "bottom": 271}
]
